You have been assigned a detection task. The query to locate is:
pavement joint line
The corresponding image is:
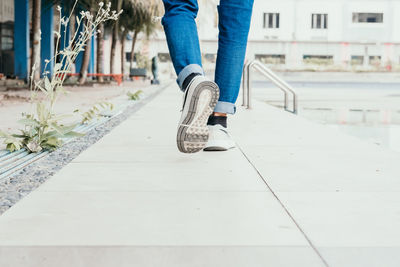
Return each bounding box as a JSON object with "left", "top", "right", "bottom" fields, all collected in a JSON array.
[
  {"left": 37, "top": 190, "right": 273, "bottom": 193},
  {"left": 0, "top": 82, "right": 172, "bottom": 216},
  {"left": 0, "top": 245, "right": 321, "bottom": 248},
  {"left": 236, "top": 143, "right": 330, "bottom": 267}
]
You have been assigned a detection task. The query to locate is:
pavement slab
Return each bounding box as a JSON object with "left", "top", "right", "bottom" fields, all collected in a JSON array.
[{"left": 0, "top": 83, "right": 399, "bottom": 266}]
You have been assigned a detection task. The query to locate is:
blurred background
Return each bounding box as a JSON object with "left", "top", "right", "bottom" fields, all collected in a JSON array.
[{"left": 0, "top": 0, "right": 399, "bottom": 151}]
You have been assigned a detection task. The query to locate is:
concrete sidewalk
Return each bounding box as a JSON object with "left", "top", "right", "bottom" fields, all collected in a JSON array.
[{"left": 0, "top": 84, "right": 399, "bottom": 267}]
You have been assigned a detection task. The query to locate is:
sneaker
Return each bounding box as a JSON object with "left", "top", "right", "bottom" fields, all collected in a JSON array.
[
  {"left": 203, "top": 124, "right": 236, "bottom": 151},
  {"left": 177, "top": 76, "right": 220, "bottom": 153}
]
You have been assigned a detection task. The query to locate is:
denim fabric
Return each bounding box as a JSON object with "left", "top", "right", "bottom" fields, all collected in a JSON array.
[
  {"left": 177, "top": 64, "right": 204, "bottom": 89},
  {"left": 161, "top": 0, "right": 203, "bottom": 87},
  {"left": 162, "top": 0, "right": 254, "bottom": 114}
]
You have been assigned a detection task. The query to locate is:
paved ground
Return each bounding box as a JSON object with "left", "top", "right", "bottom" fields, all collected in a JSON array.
[{"left": 0, "top": 83, "right": 399, "bottom": 266}]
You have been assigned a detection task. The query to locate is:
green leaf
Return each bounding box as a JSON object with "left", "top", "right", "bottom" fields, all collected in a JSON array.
[
  {"left": 11, "top": 134, "right": 28, "bottom": 139},
  {"left": 36, "top": 103, "right": 47, "bottom": 122},
  {"left": 0, "top": 130, "right": 8, "bottom": 138},
  {"left": 43, "top": 130, "right": 59, "bottom": 138},
  {"left": 44, "top": 76, "right": 52, "bottom": 92},
  {"left": 45, "top": 137, "right": 62, "bottom": 147},
  {"left": 49, "top": 122, "right": 64, "bottom": 134},
  {"left": 17, "top": 118, "right": 40, "bottom": 127},
  {"left": 62, "top": 131, "right": 85, "bottom": 138},
  {"left": 60, "top": 123, "right": 78, "bottom": 134},
  {"left": 4, "top": 137, "right": 22, "bottom": 152},
  {"left": 6, "top": 143, "right": 17, "bottom": 152},
  {"left": 127, "top": 90, "right": 143, "bottom": 101}
]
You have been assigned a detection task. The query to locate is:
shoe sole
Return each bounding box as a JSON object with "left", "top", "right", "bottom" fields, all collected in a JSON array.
[{"left": 177, "top": 79, "right": 219, "bottom": 153}]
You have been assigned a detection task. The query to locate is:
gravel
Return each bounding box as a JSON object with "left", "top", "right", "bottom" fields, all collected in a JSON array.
[{"left": 0, "top": 83, "right": 169, "bottom": 215}]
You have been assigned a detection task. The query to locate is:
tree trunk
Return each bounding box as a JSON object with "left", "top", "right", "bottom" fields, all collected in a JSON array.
[
  {"left": 110, "top": 0, "right": 122, "bottom": 74},
  {"left": 78, "top": 36, "right": 92, "bottom": 84},
  {"left": 129, "top": 30, "right": 138, "bottom": 70},
  {"left": 31, "top": 0, "right": 41, "bottom": 81},
  {"left": 120, "top": 30, "right": 127, "bottom": 77},
  {"left": 69, "top": 12, "right": 76, "bottom": 42},
  {"left": 110, "top": 26, "right": 117, "bottom": 74},
  {"left": 96, "top": 22, "right": 104, "bottom": 82},
  {"left": 78, "top": 7, "right": 95, "bottom": 85},
  {"left": 69, "top": 12, "right": 76, "bottom": 73}
]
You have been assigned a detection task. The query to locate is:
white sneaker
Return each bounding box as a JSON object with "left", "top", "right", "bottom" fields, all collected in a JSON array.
[
  {"left": 177, "top": 76, "right": 220, "bottom": 153},
  {"left": 203, "top": 124, "right": 236, "bottom": 151}
]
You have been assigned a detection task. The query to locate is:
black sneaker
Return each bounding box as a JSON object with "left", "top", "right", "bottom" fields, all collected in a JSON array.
[{"left": 177, "top": 76, "right": 219, "bottom": 153}]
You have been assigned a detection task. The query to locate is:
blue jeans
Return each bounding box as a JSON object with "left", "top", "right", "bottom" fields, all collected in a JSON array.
[{"left": 162, "top": 0, "right": 254, "bottom": 114}]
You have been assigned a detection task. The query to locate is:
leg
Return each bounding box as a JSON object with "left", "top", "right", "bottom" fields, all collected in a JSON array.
[
  {"left": 204, "top": 0, "right": 253, "bottom": 151},
  {"left": 214, "top": 0, "right": 254, "bottom": 114},
  {"left": 163, "top": 0, "right": 220, "bottom": 154},
  {"left": 161, "top": 0, "right": 203, "bottom": 90}
]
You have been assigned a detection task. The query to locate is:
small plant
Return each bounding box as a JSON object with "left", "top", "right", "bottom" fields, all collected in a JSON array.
[
  {"left": 127, "top": 90, "right": 143, "bottom": 101},
  {"left": 79, "top": 102, "right": 114, "bottom": 124},
  {"left": 0, "top": 1, "right": 122, "bottom": 153}
]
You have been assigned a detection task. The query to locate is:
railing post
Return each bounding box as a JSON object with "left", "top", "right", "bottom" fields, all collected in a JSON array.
[
  {"left": 284, "top": 91, "right": 289, "bottom": 111},
  {"left": 247, "top": 63, "right": 252, "bottom": 109},
  {"left": 242, "top": 64, "right": 247, "bottom": 106},
  {"left": 293, "top": 94, "right": 298, "bottom": 114},
  {"left": 245, "top": 60, "right": 298, "bottom": 114}
]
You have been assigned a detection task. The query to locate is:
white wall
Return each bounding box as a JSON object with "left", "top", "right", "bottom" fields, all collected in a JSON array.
[
  {"left": 147, "top": 0, "right": 400, "bottom": 69},
  {"left": 0, "top": 0, "right": 14, "bottom": 23}
]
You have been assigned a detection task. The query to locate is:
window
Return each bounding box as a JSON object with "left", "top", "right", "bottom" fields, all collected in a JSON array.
[
  {"left": 125, "top": 52, "right": 137, "bottom": 61},
  {"left": 263, "top": 13, "right": 280, "bottom": 29},
  {"left": 352, "top": 13, "right": 383, "bottom": 23},
  {"left": 0, "top": 22, "right": 13, "bottom": 51},
  {"left": 303, "top": 55, "right": 333, "bottom": 65},
  {"left": 369, "top": 56, "right": 381, "bottom": 66},
  {"left": 312, "top": 14, "right": 328, "bottom": 29},
  {"left": 158, "top": 53, "right": 171, "bottom": 62},
  {"left": 203, "top": 53, "right": 217, "bottom": 63},
  {"left": 255, "top": 54, "right": 285, "bottom": 64},
  {"left": 1, "top": 36, "right": 13, "bottom": 50},
  {"left": 351, "top": 56, "right": 364, "bottom": 66}
]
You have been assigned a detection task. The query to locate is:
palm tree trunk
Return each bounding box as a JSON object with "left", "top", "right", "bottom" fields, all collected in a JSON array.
[
  {"left": 78, "top": 36, "right": 92, "bottom": 84},
  {"left": 31, "top": 0, "right": 41, "bottom": 81},
  {"left": 78, "top": 7, "right": 95, "bottom": 85},
  {"left": 110, "top": 26, "right": 117, "bottom": 74},
  {"left": 120, "top": 29, "right": 128, "bottom": 77},
  {"left": 129, "top": 30, "right": 138, "bottom": 70},
  {"left": 96, "top": 22, "right": 104, "bottom": 82},
  {"left": 69, "top": 12, "right": 76, "bottom": 73},
  {"left": 110, "top": 0, "right": 122, "bottom": 74},
  {"left": 70, "top": 12, "right": 76, "bottom": 41}
]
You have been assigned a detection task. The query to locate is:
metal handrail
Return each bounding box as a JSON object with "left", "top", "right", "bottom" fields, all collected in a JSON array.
[{"left": 242, "top": 60, "right": 298, "bottom": 114}]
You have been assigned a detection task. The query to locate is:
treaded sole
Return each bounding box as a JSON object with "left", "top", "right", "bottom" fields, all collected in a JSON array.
[{"left": 177, "top": 80, "right": 219, "bottom": 153}]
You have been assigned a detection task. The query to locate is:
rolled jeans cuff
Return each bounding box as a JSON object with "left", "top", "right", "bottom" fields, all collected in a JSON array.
[
  {"left": 214, "top": 101, "right": 236, "bottom": 115},
  {"left": 177, "top": 64, "right": 204, "bottom": 91}
]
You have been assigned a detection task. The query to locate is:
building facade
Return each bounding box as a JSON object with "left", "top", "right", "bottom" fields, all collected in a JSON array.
[
  {"left": 3, "top": 0, "right": 400, "bottom": 80},
  {"left": 0, "top": 0, "right": 15, "bottom": 76},
  {"left": 149, "top": 0, "right": 400, "bottom": 71}
]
